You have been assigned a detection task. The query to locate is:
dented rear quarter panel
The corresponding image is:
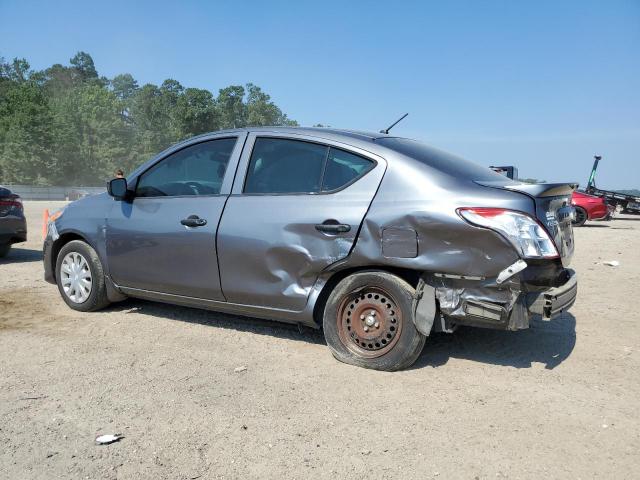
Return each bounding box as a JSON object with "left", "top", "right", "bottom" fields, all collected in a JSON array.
[{"left": 337, "top": 145, "right": 533, "bottom": 278}]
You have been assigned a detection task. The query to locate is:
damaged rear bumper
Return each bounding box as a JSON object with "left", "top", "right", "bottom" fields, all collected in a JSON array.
[
  {"left": 524, "top": 269, "right": 577, "bottom": 320},
  {"left": 415, "top": 266, "right": 578, "bottom": 333}
]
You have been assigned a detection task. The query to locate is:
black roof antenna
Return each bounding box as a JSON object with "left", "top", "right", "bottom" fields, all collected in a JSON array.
[{"left": 380, "top": 113, "right": 408, "bottom": 134}]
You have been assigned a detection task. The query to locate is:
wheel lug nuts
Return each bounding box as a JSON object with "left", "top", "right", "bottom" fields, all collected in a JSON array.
[
  {"left": 374, "top": 322, "right": 379, "bottom": 328},
  {"left": 360, "top": 314, "right": 365, "bottom": 320},
  {"left": 364, "top": 326, "right": 369, "bottom": 332},
  {"left": 370, "top": 311, "right": 376, "bottom": 316}
]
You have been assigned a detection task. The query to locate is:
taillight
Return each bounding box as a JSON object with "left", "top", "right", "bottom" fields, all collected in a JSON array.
[
  {"left": 0, "top": 197, "right": 22, "bottom": 211},
  {"left": 457, "top": 207, "right": 559, "bottom": 259}
]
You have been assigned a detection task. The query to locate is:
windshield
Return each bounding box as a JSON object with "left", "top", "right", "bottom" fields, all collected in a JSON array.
[{"left": 377, "top": 137, "right": 517, "bottom": 183}]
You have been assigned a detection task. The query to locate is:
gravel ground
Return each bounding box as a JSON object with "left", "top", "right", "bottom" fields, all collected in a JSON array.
[{"left": 1, "top": 201, "right": 639, "bottom": 479}]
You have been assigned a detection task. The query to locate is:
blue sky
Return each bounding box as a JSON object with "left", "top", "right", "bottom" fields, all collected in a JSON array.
[{"left": 2, "top": 0, "right": 639, "bottom": 188}]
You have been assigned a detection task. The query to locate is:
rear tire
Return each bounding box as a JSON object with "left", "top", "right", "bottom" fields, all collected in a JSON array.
[
  {"left": 572, "top": 206, "right": 588, "bottom": 227},
  {"left": 55, "top": 240, "right": 111, "bottom": 312},
  {"left": 0, "top": 243, "right": 10, "bottom": 258},
  {"left": 323, "top": 271, "right": 426, "bottom": 371}
]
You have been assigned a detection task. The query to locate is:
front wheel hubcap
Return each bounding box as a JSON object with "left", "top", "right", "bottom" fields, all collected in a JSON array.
[
  {"left": 60, "top": 252, "right": 92, "bottom": 303},
  {"left": 337, "top": 287, "right": 402, "bottom": 358}
]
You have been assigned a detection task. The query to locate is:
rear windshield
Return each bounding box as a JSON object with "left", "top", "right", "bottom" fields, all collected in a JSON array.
[{"left": 377, "top": 137, "right": 516, "bottom": 183}]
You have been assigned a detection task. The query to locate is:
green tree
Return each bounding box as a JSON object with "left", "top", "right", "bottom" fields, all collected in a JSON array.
[
  {"left": 48, "top": 84, "right": 130, "bottom": 185},
  {"left": 217, "top": 85, "right": 247, "bottom": 128},
  {"left": 175, "top": 88, "right": 219, "bottom": 137},
  {"left": 70, "top": 51, "right": 99, "bottom": 82},
  {"left": 129, "top": 83, "right": 178, "bottom": 162},
  {"left": 0, "top": 57, "right": 31, "bottom": 83},
  {"left": 246, "top": 83, "right": 297, "bottom": 127},
  {"left": 111, "top": 73, "right": 139, "bottom": 100},
  {"left": 0, "top": 51, "right": 298, "bottom": 186},
  {"left": 0, "top": 79, "right": 53, "bottom": 183}
]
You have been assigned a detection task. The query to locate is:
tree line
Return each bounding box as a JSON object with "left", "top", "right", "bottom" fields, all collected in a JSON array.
[{"left": 0, "top": 52, "right": 298, "bottom": 186}]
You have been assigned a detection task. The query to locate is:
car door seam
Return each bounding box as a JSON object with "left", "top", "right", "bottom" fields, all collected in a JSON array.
[{"left": 215, "top": 132, "right": 249, "bottom": 302}]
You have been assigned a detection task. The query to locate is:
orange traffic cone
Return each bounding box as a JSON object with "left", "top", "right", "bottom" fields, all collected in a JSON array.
[{"left": 42, "top": 209, "right": 49, "bottom": 240}]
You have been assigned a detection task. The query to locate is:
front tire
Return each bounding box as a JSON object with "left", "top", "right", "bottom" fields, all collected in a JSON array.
[
  {"left": 572, "top": 206, "right": 588, "bottom": 227},
  {"left": 323, "top": 271, "right": 426, "bottom": 371},
  {"left": 55, "top": 240, "right": 110, "bottom": 312},
  {"left": 0, "top": 243, "right": 11, "bottom": 258}
]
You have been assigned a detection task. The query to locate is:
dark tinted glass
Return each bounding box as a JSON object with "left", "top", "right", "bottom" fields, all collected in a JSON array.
[
  {"left": 377, "top": 137, "right": 516, "bottom": 183},
  {"left": 322, "top": 148, "right": 373, "bottom": 191},
  {"left": 136, "top": 138, "right": 236, "bottom": 197},
  {"left": 244, "top": 138, "right": 327, "bottom": 194}
]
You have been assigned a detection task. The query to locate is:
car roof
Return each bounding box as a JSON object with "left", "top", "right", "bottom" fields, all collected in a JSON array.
[
  {"left": 250, "top": 126, "right": 388, "bottom": 141},
  {"left": 181, "top": 126, "right": 394, "bottom": 145},
  {"left": 128, "top": 127, "right": 402, "bottom": 179}
]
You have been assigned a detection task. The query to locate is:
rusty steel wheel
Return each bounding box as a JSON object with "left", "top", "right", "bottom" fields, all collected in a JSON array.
[
  {"left": 337, "top": 287, "right": 403, "bottom": 358},
  {"left": 323, "top": 271, "right": 426, "bottom": 371}
]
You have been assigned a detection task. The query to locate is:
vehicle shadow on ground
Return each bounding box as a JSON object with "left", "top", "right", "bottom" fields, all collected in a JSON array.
[
  {"left": 107, "top": 298, "right": 327, "bottom": 345},
  {"left": 414, "top": 313, "right": 576, "bottom": 370},
  {"left": 108, "top": 299, "right": 576, "bottom": 370},
  {"left": 0, "top": 248, "right": 43, "bottom": 264}
]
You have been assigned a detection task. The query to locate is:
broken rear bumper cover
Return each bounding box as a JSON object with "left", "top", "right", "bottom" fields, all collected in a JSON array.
[
  {"left": 414, "top": 266, "right": 577, "bottom": 334},
  {"left": 524, "top": 269, "right": 577, "bottom": 321}
]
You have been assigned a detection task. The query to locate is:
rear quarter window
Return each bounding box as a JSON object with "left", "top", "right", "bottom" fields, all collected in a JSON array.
[{"left": 322, "top": 148, "right": 374, "bottom": 191}]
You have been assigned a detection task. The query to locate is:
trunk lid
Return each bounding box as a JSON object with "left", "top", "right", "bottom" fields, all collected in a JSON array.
[{"left": 477, "top": 181, "right": 577, "bottom": 267}]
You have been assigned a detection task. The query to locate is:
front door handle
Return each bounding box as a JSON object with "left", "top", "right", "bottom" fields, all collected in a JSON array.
[
  {"left": 181, "top": 215, "right": 207, "bottom": 227},
  {"left": 315, "top": 221, "right": 351, "bottom": 234}
]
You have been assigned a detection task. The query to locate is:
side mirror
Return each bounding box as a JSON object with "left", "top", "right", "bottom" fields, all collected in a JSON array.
[{"left": 108, "top": 177, "right": 129, "bottom": 200}]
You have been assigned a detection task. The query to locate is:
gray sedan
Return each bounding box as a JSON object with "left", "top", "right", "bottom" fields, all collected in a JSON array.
[{"left": 43, "top": 127, "right": 577, "bottom": 370}]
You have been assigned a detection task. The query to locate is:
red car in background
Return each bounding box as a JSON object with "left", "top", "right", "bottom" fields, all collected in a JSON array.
[{"left": 571, "top": 190, "right": 611, "bottom": 226}]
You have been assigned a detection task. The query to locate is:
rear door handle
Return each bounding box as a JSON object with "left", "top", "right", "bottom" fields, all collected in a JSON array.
[
  {"left": 181, "top": 215, "right": 207, "bottom": 227},
  {"left": 315, "top": 222, "right": 351, "bottom": 234}
]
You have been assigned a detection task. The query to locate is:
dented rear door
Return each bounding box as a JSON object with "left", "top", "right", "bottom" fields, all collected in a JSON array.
[{"left": 217, "top": 133, "right": 386, "bottom": 311}]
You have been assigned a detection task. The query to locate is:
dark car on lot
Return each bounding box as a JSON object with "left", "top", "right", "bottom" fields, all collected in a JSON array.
[
  {"left": 0, "top": 186, "right": 27, "bottom": 258},
  {"left": 43, "top": 127, "right": 578, "bottom": 370}
]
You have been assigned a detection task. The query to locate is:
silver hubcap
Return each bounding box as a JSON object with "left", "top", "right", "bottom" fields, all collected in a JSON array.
[{"left": 60, "top": 252, "right": 92, "bottom": 303}]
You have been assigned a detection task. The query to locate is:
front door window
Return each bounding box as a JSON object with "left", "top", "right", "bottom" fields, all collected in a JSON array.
[{"left": 136, "top": 138, "right": 237, "bottom": 197}]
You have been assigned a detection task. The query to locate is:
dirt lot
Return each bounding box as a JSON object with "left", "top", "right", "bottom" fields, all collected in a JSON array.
[{"left": 1, "top": 201, "right": 639, "bottom": 479}]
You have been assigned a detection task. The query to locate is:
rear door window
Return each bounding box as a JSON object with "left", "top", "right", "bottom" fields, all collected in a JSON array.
[
  {"left": 243, "top": 138, "right": 374, "bottom": 194},
  {"left": 244, "top": 138, "right": 327, "bottom": 194},
  {"left": 136, "top": 137, "right": 237, "bottom": 197}
]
